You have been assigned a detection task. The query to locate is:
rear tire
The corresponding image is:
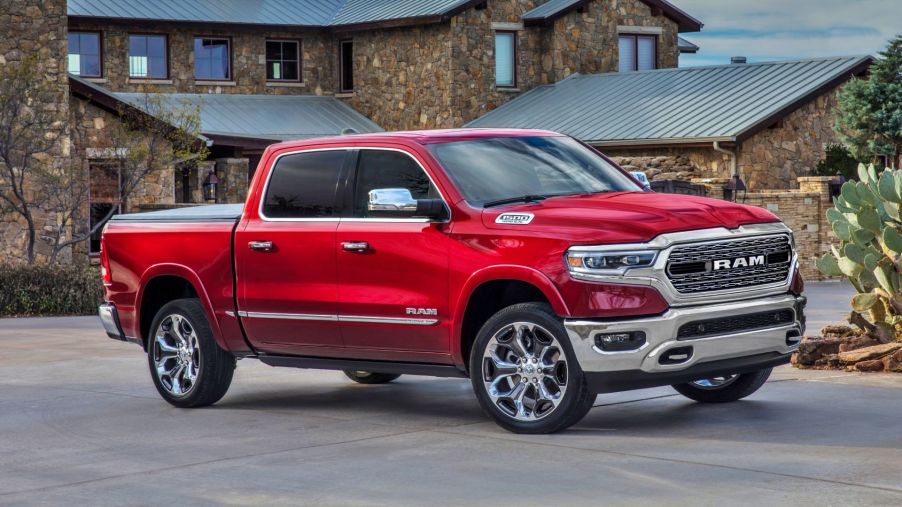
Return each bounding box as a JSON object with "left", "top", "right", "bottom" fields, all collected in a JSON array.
[
  {"left": 147, "top": 299, "right": 235, "bottom": 408},
  {"left": 672, "top": 368, "right": 772, "bottom": 403},
  {"left": 343, "top": 370, "right": 401, "bottom": 384},
  {"left": 469, "top": 303, "right": 595, "bottom": 434}
]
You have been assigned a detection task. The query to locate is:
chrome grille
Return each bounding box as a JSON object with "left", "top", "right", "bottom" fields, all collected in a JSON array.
[{"left": 666, "top": 235, "right": 793, "bottom": 294}]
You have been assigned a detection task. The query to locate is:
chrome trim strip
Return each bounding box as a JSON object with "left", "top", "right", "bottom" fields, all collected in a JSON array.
[
  {"left": 237, "top": 311, "right": 438, "bottom": 326},
  {"left": 225, "top": 311, "right": 236, "bottom": 317},
  {"left": 338, "top": 315, "right": 439, "bottom": 326},
  {"left": 258, "top": 146, "right": 451, "bottom": 224}
]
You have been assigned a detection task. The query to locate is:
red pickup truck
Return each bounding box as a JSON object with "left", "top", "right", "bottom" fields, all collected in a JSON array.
[{"left": 99, "top": 129, "right": 805, "bottom": 433}]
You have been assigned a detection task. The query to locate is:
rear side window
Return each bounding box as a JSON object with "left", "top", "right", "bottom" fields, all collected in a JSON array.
[
  {"left": 262, "top": 150, "right": 347, "bottom": 219},
  {"left": 353, "top": 150, "right": 439, "bottom": 217}
]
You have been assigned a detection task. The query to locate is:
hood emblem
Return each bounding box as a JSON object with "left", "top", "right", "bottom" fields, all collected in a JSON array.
[{"left": 496, "top": 213, "right": 535, "bottom": 225}]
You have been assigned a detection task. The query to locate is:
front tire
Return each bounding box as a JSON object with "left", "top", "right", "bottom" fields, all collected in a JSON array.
[
  {"left": 469, "top": 303, "right": 595, "bottom": 434},
  {"left": 671, "top": 368, "right": 772, "bottom": 403},
  {"left": 148, "top": 299, "right": 236, "bottom": 408},
  {"left": 343, "top": 370, "right": 401, "bottom": 384}
]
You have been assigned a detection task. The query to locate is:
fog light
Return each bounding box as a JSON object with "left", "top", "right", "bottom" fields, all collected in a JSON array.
[{"left": 595, "top": 331, "right": 646, "bottom": 352}]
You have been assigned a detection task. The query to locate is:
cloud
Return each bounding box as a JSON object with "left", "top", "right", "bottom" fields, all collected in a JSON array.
[{"left": 677, "top": 0, "right": 899, "bottom": 67}]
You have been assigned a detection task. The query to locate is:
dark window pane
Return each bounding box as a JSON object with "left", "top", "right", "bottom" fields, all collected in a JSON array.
[
  {"left": 90, "top": 203, "right": 116, "bottom": 254},
  {"left": 263, "top": 150, "right": 347, "bottom": 218},
  {"left": 194, "top": 38, "right": 230, "bottom": 80},
  {"left": 129, "top": 35, "right": 147, "bottom": 56},
  {"left": 266, "top": 41, "right": 282, "bottom": 60},
  {"left": 281, "top": 61, "right": 298, "bottom": 80},
  {"left": 340, "top": 40, "right": 353, "bottom": 91},
  {"left": 82, "top": 57, "right": 101, "bottom": 77},
  {"left": 147, "top": 36, "right": 166, "bottom": 58},
  {"left": 266, "top": 40, "right": 299, "bottom": 81},
  {"left": 354, "top": 150, "right": 436, "bottom": 217},
  {"left": 68, "top": 33, "right": 80, "bottom": 53},
  {"left": 80, "top": 33, "right": 100, "bottom": 55}
]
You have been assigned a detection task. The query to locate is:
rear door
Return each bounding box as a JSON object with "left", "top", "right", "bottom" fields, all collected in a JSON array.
[
  {"left": 235, "top": 148, "right": 350, "bottom": 355},
  {"left": 336, "top": 147, "right": 452, "bottom": 359}
]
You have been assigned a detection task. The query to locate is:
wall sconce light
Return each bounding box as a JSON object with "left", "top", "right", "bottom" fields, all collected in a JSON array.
[{"left": 203, "top": 170, "right": 220, "bottom": 202}]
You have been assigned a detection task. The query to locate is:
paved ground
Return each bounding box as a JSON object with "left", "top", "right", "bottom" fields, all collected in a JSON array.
[{"left": 2, "top": 281, "right": 901, "bottom": 506}]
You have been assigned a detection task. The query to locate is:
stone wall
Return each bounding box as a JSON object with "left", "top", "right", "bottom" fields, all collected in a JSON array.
[
  {"left": 0, "top": 0, "right": 70, "bottom": 264},
  {"left": 606, "top": 148, "right": 732, "bottom": 181},
  {"left": 737, "top": 86, "right": 843, "bottom": 190},
  {"left": 68, "top": 20, "right": 334, "bottom": 96},
  {"left": 214, "top": 158, "right": 250, "bottom": 204}
]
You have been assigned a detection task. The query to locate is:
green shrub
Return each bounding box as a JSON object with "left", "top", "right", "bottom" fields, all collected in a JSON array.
[
  {"left": 812, "top": 144, "right": 861, "bottom": 181},
  {"left": 0, "top": 265, "right": 103, "bottom": 317}
]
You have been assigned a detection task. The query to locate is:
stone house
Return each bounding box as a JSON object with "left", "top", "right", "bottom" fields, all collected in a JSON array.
[
  {"left": 469, "top": 55, "right": 873, "bottom": 190},
  {"left": 2, "top": 0, "right": 704, "bottom": 263}
]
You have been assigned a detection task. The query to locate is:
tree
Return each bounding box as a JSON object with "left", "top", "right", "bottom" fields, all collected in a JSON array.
[
  {"left": 813, "top": 143, "right": 861, "bottom": 180},
  {"left": 0, "top": 57, "right": 68, "bottom": 264},
  {"left": 42, "top": 93, "right": 207, "bottom": 264},
  {"left": 836, "top": 35, "right": 902, "bottom": 169}
]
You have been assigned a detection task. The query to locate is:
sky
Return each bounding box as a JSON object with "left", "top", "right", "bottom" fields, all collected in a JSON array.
[{"left": 677, "top": 0, "right": 900, "bottom": 67}]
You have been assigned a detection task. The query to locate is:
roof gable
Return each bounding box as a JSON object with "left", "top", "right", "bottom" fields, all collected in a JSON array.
[
  {"left": 522, "top": 0, "right": 703, "bottom": 32},
  {"left": 467, "top": 56, "right": 873, "bottom": 146}
]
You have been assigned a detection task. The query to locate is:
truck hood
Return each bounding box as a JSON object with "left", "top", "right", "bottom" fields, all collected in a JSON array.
[{"left": 481, "top": 192, "right": 779, "bottom": 244}]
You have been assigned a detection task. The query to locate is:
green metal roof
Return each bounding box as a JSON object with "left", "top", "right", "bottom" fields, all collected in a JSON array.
[
  {"left": 68, "top": 0, "right": 480, "bottom": 28},
  {"left": 467, "top": 56, "right": 873, "bottom": 146},
  {"left": 113, "top": 92, "right": 383, "bottom": 142}
]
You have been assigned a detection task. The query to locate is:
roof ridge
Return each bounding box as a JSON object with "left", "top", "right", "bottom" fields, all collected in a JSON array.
[{"left": 567, "top": 55, "right": 873, "bottom": 80}]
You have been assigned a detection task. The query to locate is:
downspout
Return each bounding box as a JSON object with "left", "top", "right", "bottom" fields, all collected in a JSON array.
[{"left": 712, "top": 141, "right": 737, "bottom": 177}]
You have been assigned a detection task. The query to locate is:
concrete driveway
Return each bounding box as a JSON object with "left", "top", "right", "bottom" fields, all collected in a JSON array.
[{"left": 1, "top": 281, "right": 900, "bottom": 506}]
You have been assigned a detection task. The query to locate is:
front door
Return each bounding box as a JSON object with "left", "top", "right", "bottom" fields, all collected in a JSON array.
[
  {"left": 336, "top": 148, "right": 452, "bottom": 359},
  {"left": 235, "top": 148, "right": 350, "bottom": 355}
]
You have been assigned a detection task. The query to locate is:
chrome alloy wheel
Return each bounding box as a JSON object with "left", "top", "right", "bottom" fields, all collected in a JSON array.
[
  {"left": 691, "top": 375, "right": 739, "bottom": 390},
  {"left": 481, "top": 322, "right": 568, "bottom": 421},
  {"left": 152, "top": 314, "right": 200, "bottom": 397}
]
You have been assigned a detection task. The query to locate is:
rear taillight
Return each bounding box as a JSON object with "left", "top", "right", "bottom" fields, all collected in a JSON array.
[{"left": 100, "top": 239, "right": 112, "bottom": 285}]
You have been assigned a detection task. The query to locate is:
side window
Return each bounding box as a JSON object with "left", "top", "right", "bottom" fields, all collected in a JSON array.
[
  {"left": 262, "top": 150, "right": 347, "bottom": 219},
  {"left": 354, "top": 150, "right": 438, "bottom": 218}
]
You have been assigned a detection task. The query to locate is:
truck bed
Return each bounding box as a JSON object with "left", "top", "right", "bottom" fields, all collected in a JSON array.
[{"left": 111, "top": 204, "right": 244, "bottom": 223}]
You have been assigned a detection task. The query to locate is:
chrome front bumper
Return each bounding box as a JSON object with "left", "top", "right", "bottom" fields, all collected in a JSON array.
[
  {"left": 564, "top": 294, "right": 805, "bottom": 378},
  {"left": 99, "top": 302, "right": 126, "bottom": 341}
]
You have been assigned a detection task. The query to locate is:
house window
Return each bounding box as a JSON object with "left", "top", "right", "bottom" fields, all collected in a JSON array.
[
  {"left": 129, "top": 34, "right": 168, "bottom": 79},
  {"left": 89, "top": 164, "right": 121, "bottom": 255},
  {"left": 339, "top": 39, "right": 354, "bottom": 92},
  {"left": 194, "top": 37, "right": 231, "bottom": 81},
  {"left": 619, "top": 35, "right": 657, "bottom": 72},
  {"left": 266, "top": 40, "right": 301, "bottom": 82},
  {"left": 494, "top": 31, "right": 516, "bottom": 87},
  {"left": 68, "top": 32, "right": 102, "bottom": 77}
]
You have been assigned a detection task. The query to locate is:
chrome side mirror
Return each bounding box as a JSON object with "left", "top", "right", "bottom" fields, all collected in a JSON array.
[{"left": 368, "top": 188, "right": 418, "bottom": 212}]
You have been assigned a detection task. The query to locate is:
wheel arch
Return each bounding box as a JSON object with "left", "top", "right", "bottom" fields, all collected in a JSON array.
[
  {"left": 136, "top": 264, "right": 227, "bottom": 351},
  {"left": 452, "top": 266, "right": 570, "bottom": 370}
]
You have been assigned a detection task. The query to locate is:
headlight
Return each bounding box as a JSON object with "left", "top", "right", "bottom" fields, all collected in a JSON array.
[{"left": 566, "top": 249, "right": 658, "bottom": 275}]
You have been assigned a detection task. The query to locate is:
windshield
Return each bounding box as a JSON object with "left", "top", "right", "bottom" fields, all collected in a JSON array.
[{"left": 428, "top": 136, "right": 640, "bottom": 207}]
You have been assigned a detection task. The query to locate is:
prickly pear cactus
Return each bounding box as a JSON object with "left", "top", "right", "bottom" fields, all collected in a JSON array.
[{"left": 817, "top": 163, "right": 902, "bottom": 343}]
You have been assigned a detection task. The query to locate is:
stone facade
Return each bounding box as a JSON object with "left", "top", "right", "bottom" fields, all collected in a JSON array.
[{"left": 68, "top": 20, "right": 334, "bottom": 96}]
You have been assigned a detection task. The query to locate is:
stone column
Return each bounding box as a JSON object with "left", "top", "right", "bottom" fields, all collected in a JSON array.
[
  {"left": 797, "top": 176, "right": 837, "bottom": 280},
  {"left": 214, "top": 158, "right": 250, "bottom": 204}
]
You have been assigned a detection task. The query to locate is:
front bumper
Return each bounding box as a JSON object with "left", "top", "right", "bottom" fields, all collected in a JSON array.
[
  {"left": 565, "top": 293, "right": 805, "bottom": 393},
  {"left": 99, "top": 302, "right": 126, "bottom": 341}
]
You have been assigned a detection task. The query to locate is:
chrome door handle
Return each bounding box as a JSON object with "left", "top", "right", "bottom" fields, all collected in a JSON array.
[
  {"left": 248, "top": 241, "right": 274, "bottom": 251},
  {"left": 341, "top": 241, "right": 369, "bottom": 252}
]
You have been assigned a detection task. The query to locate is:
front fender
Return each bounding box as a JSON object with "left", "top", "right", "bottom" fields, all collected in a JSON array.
[{"left": 450, "top": 265, "right": 570, "bottom": 367}]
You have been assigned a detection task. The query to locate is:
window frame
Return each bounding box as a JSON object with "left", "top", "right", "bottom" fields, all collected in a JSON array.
[
  {"left": 618, "top": 34, "right": 658, "bottom": 72},
  {"left": 88, "top": 163, "right": 122, "bottom": 255},
  {"left": 193, "top": 36, "right": 233, "bottom": 81},
  {"left": 345, "top": 148, "right": 450, "bottom": 223},
  {"left": 265, "top": 38, "right": 303, "bottom": 83},
  {"left": 68, "top": 31, "right": 103, "bottom": 78},
  {"left": 127, "top": 33, "right": 169, "bottom": 80},
  {"left": 494, "top": 30, "right": 518, "bottom": 89},
  {"left": 338, "top": 39, "right": 354, "bottom": 93},
  {"left": 257, "top": 147, "right": 352, "bottom": 222}
]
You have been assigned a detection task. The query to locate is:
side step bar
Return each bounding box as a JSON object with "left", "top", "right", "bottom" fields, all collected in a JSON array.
[{"left": 257, "top": 355, "right": 469, "bottom": 378}]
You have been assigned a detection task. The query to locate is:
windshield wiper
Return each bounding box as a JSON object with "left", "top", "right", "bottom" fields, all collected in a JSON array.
[{"left": 483, "top": 194, "right": 549, "bottom": 208}]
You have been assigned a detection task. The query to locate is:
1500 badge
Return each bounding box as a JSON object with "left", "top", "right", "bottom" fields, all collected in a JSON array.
[{"left": 495, "top": 213, "right": 535, "bottom": 225}]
